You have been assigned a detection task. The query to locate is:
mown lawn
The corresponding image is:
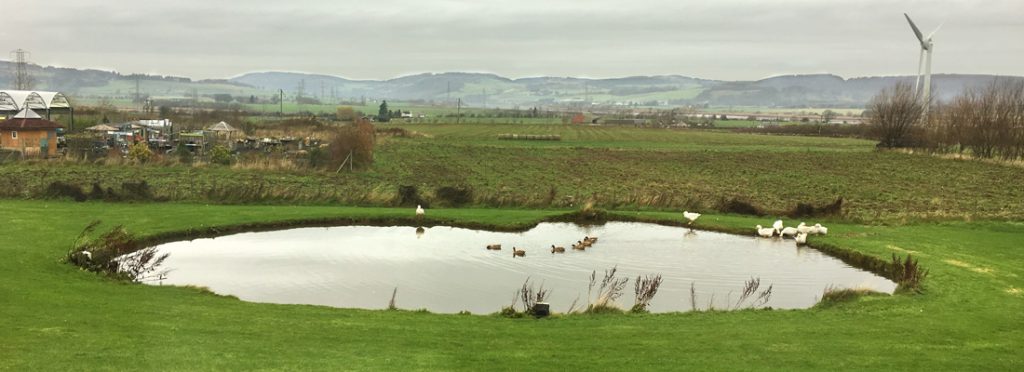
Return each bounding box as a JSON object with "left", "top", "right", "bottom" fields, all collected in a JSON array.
[{"left": 1, "top": 201, "right": 1021, "bottom": 370}]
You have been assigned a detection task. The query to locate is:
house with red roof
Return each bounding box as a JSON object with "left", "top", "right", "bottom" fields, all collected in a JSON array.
[{"left": 0, "top": 109, "right": 63, "bottom": 157}]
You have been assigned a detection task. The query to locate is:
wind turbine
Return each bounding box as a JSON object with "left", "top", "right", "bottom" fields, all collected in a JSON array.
[{"left": 904, "top": 13, "right": 941, "bottom": 114}]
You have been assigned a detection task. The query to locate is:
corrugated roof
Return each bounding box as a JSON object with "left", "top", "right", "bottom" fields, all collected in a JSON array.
[{"left": 206, "top": 121, "right": 237, "bottom": 132}]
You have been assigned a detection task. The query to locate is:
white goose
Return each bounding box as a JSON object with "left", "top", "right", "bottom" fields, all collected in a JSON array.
[
  {"left": 682, "top": 211, "right": 701, "bottom": 225},
  {"left": 415, "top": 205, "right": 425, "bottom": 217},
  {"left": 756, "top": 225, "right": 776, "bottom": 238},
  {"left": 813, "top": 223, "right": 829, "bottom": 235},
  {"left": 795, "top": 232, "right": 808, "bottom": 245},
  {"left": 772, "top": 219, "right": 784, "bottom": 234},
  {"left": 780, "top": 226, "right": 799, "bottom": 238},
  {"left": 796, "top": 222, "right": 813, "bottom": 235}
]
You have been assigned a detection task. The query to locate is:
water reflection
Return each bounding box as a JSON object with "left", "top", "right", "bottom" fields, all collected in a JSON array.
[{"left": 150, "top": 222, "right": 896, "bottom": 314}]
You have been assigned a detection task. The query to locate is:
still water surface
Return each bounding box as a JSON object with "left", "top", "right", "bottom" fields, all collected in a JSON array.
[{"left": 150, "top": 222, "right": 896, "bottom": 313}]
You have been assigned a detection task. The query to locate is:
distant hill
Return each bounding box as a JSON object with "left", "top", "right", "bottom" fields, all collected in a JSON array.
[
  {"left": 694, "top": 73, "right": 1023, "bottom": 106},
  {"left": 2, "top": 60, "right": 1021, "bottom": 108}
]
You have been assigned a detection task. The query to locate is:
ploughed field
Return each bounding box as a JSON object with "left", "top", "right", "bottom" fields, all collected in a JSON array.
[{"left": 2, "top": 124, "right": 1022, "bottom": 221}]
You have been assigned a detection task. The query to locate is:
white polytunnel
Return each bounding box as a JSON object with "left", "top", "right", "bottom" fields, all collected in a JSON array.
[{"left": 0, "top": 90, "right": 72, "bottom": 112}]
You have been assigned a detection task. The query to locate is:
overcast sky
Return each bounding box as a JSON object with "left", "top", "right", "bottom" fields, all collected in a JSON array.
[{"left": 4, "top": 0, "right": 1020, "bottom": 81}]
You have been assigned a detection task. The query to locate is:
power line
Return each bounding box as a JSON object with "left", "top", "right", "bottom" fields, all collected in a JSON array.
[{"left": 10, "top": 49, "right": 33, "bottom": 90}]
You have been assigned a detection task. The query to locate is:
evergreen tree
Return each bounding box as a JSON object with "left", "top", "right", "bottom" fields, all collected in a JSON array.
[{"left": 378, "top": 101, "right": 390, "bottom": 122}]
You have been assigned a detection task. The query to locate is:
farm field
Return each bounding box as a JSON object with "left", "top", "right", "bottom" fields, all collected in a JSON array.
[
  {"left": 2, "top": 124, "right": 1022, "bottom": 221},
  {"left": 0, "top": 200, "right": 1022, "bottom": 370}
]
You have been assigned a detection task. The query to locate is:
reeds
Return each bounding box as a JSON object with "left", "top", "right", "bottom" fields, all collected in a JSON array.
[
  {"left": 67, "top": 221, "right": 169, "bottom": 283},
  {"left": 517, "top": 277, "right": 551, "bottom": 316},
  {"left": 387, "top": 287, "right": 398, "bottom": 310},
  {"left": 586, "top": 266, "right": 629, "bottom": 313},
  {"left": 732, "top": 277, "right": 773, "bottom": 310},
  {"left": 631, "top": 274, "right": 663, "bottom": 313},
  {"left": 890, "top": 253, "right": 929, "bottom": 292},
  {"left": 687, "top": 277, "right": 774, "bottom": 312}
]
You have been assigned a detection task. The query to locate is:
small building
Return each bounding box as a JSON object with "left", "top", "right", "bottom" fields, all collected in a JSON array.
[{"left": 0, "top": 109, "right": 63, "bottom": 157}]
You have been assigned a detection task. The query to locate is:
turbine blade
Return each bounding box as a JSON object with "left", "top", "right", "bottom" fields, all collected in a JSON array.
[
  {"left": 927, "top": 22, "right": 944, "bottom": 39},
  {"left": 904, "top": 13, "right": 926, "bottom": 44}
]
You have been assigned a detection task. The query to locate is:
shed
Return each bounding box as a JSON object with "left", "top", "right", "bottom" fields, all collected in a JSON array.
[
  {"left": 0, "top": 109, "right": 63, "bottom": 157},
  {"left": 206, "top": 121, "right": 239, "bottom": 144},
  {"left": 85, "top": 124, "right": 118, "bottom": 132}
]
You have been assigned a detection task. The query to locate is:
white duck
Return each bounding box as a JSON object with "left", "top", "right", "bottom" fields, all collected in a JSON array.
[
  {"left": 415, "top": 205, "right": 425, "bottom": 217},
  {"left": 795, "top": 232, "right": 808, "bottom": 245},
  {"left": 772, "top": 219, "right": 784, "bottom": 234},
  {"left": 756, "top": 225, "right": 776, "bottom": 238},
  {"left": 779, "top": 226, "right": 799, "bottom": 238},
  {"left": 796, "top": 222, "right": 813, "bottom": 235},
  {"left": 813, "top": 223, "right": 829, "bottom": 235},
  {"left": 682, "top": 211, "right": 701, "bottom": 225}
]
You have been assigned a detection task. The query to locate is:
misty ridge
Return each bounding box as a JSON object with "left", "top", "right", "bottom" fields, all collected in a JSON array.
[{"left": 1, "top": 60, "right": 1020, "bottom": 108}]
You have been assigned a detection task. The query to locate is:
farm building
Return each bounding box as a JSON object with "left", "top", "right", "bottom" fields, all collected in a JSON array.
[
  {"left": 0, "top": 109, "right": 63, "bottom": 157},
  {"left": 0, "top": 90, "right": 72, "bottom": 118}
]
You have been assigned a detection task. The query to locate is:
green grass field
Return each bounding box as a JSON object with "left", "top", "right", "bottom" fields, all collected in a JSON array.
[
  {"left": 1, "top": 201, "right": 1021, "bottom": 370},
  {"left": 4, "top": 124, "right": 1021, "bottom": 221}
]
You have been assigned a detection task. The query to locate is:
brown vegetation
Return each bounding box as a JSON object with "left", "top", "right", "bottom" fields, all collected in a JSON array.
[
  {"left": 328, "top": 118, "right": 375, "bottom": 170},
  {"left": 867, "top": 82, "right": 926, "bottom": 148}
]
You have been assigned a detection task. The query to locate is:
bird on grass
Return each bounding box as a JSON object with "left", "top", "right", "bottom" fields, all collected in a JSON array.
[
  {"left": 415, "top": 205, "right": 425, "bottom": 218},
  {"left": 772, "top": 219, "right": 784, "bottom": 234},
  {"left": 796, "top": 222, "right": 813, "bottom": 235},
  {"left": 683, "top": 211, "right": 701, "bottom": 225},
  {"left": 813, "top": 223, "right": 829, "bottom": 235}
]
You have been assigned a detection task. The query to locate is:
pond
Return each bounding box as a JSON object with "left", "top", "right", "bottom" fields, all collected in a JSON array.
[{"left": 148, "top": 222, "right": 896, "bottom": 314}]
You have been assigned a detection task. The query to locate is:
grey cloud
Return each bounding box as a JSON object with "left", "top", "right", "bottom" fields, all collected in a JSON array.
[{"left": 6, "top": 0, "right": 1021, "bottom": 80}]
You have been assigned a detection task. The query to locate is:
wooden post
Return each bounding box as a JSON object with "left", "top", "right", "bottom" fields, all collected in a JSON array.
[{"left": 336, "top": 150, "right": 353, "bottom": 173}]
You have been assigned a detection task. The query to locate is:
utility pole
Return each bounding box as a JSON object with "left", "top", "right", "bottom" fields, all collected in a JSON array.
[
  {"left": 456, "top": 98, "right": 462, "bottom": 125},
  {"left": 135, "top": 76, "right": 141, "bottom": 111},
  {"left": 279, "top": 89, "right": 284, "bottom": 115}
]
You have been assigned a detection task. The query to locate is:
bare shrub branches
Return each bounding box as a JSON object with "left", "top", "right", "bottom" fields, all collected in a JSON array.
[
  {"left": 328, "top": 117, "right": 375, "bottom": 170},
  {"left": 867, "top": 82, "right": 926, "bottom": 148},
  {"left": 885, "top": 78, "right": 1024, "bottom": 160}
]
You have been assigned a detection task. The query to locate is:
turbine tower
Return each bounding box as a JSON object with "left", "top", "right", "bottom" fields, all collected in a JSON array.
[{"left": 904, "top": 13, "right": 941, "bottom": 115}]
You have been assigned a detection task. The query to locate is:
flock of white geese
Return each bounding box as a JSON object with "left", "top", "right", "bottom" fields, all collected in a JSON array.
[{"left": 686, "top": 211, "right": 828, "bottom": 245}]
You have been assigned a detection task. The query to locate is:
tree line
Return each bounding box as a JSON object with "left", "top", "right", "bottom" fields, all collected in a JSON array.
[{"left": 868, "top": 79, "right": 1024, "bottom": 160}]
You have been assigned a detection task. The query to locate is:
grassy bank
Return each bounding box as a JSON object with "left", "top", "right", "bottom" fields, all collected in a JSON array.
[
  {"left": 3, "top": 124, "right": 1024, "bottom": 221},
  {"left": 1, "top": 200, "right": 1022, "bottom": 370}
]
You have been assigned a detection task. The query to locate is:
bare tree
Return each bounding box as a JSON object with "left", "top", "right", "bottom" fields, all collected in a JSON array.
[{"left": 866, "top": 82, "right": 926, "bottom": 148}]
